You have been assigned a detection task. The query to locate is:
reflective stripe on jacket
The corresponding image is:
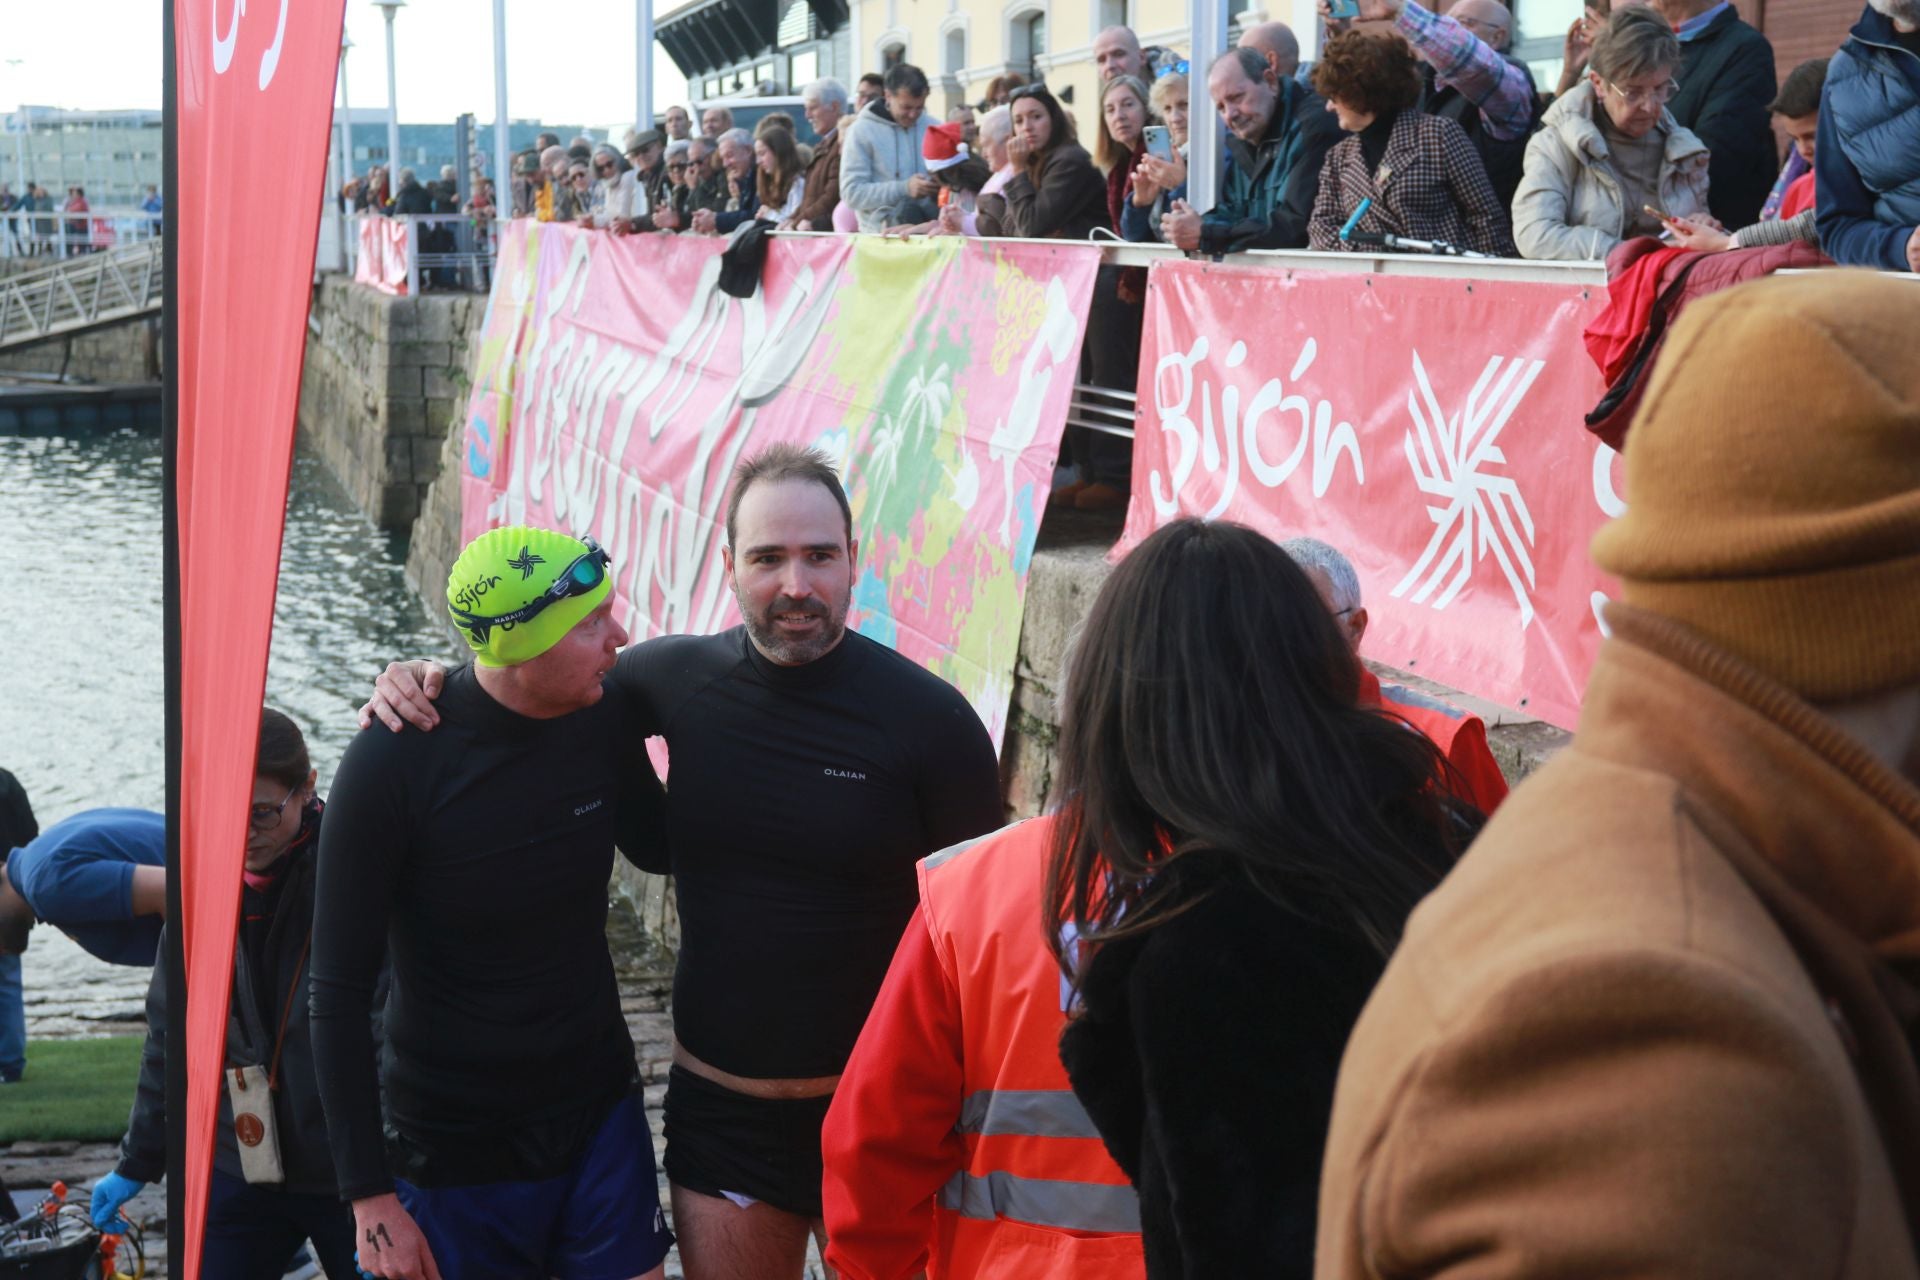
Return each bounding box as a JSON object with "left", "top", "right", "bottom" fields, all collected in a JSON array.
[{"left": 908, "top": 818, "right": 1143, "bottom": 1278}]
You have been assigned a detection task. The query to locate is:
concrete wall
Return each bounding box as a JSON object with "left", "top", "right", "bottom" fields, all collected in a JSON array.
[
  {"left": 0, "top": 316, "right": 159, "bottom": 384},
  {"left": 297, "top": 276, "right": 482, "bottom": 531}
]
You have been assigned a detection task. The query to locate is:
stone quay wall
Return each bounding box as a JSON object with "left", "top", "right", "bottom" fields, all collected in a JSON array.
[
  {"left": 0, "top": 316, "right": 160, "bottom": 384},
  {"left": 298, "top": 276, "right": 482, "bottom": 531}
]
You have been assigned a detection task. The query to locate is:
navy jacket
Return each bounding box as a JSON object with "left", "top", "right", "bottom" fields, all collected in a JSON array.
[
  {"left": 1816, "top": 4, "right": 1920, "bottom": 271},
  {"left": 1668, "top": 6, "right": 1778, "bottom": 228}
]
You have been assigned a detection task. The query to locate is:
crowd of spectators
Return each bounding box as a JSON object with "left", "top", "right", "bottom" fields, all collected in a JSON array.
[
  {"left": 425, "top": 0, "right": 1913, "bottom": 492},
  {"left": 452, "top": 0, "right": 1915, "bottom": 279}
]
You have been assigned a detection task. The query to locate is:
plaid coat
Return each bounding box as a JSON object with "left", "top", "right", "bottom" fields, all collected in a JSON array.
[{"left": 1308, "top": 110, "right": 1515, "bottom": 257}]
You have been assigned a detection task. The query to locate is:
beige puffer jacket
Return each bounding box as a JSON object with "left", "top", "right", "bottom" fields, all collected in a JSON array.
[{"left": 1512, "top": 80, "right": 1710, "bottom": 261}]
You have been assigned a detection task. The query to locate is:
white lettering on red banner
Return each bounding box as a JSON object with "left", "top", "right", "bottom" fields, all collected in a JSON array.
[{"left": 1123, "top": 262, "right": 1619, "bottom": 730}]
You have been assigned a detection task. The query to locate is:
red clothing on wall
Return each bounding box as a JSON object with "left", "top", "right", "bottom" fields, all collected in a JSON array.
[{"left": 1360, "top": 668, "right": 1510, "bottom": 817}]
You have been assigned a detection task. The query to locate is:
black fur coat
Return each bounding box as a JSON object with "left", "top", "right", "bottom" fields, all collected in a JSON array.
[{"left": 1058, "top": 858, "right": 1389, "bottom": 1279}]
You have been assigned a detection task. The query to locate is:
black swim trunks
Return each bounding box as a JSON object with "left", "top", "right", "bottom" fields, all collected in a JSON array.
[{"left": 661, "top": 1065, "right": 834, "bottom": 1219}]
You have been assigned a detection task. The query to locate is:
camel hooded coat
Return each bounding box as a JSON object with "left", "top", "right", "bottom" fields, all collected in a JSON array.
[{"left": 1315, "top": 603, "right": 1920, "bottom": 1278}]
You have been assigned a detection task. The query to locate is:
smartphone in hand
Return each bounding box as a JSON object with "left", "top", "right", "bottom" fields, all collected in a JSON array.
[
  {"left": 1143, "top": 126, "right": 1174, "bottom": 163},
  {"left": 1643, "top": 203, "right": 1673, "bottom": 224},
  {"left": 1328, "top": 0, "right": 1362, "bottom": 18}
]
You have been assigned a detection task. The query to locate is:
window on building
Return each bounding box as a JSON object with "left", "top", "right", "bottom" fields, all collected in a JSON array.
[
  {"left": 1096, "top": 0, "right": 1128, "bottom": 32},
  {"left": 944, "top": 28, "right": 966, "bottom": 74},
  {"left": 1512, "top": 0, "right": 1579, "bottom": 86},
  {"left": 778, "top": 0, "right": 818, "bottom": 47},
  {"left": 1009, "top": 11, "right": 1047, "bottom": 73},
  {"left": 791, "top": 48, "right": 820, "bottom": 86}
]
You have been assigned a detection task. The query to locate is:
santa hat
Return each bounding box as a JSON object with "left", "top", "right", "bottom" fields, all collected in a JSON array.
[{"left": 923, "top": 122, "right": 970, "bottom": 173}]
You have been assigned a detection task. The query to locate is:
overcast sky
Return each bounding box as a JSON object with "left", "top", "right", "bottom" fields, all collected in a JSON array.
[{"left": 8, "top": 0, "right": 691, "bottom": 130}]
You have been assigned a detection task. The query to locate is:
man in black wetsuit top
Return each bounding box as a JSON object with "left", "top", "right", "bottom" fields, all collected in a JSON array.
[
  {"left": 366, "top": 445, "right": 1004, "bottom": 1278},
  {"left": 313, "top": 526, "right": 673, "bottom": 1280}
]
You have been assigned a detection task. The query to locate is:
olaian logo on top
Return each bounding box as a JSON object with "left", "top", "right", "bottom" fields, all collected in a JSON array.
[{"left": 823, "top": 767, "right": 867, "bottom": 781}]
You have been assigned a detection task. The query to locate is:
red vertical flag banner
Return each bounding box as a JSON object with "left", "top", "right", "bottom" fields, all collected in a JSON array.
[{"left": 171, "top": 2, "right": 347, "bottom": 1275}]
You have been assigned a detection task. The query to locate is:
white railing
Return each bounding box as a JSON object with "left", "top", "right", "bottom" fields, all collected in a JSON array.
[
  {"left": 0, "top": 208, "right": 162, "bottom": 261},
  {"left": 0, "top": 238, "right": 162, "bottom": 351}
]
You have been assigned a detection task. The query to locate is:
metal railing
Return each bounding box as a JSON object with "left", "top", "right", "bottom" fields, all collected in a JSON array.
[
  {"left": 0, "top": 238, "right": 162, "bottom": 351},
  {"left": 0, "top": 208, "right": 161, "bottom": 261}
]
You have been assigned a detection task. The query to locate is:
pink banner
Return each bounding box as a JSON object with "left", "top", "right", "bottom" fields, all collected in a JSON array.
[
  {"left": 460, "top": 222, "right": 1101, "bottom": 745},
  {"left": 354, "top": 215, "right": 408, "bottom": 294},
  {"left": 1121, "top": 261, "right": 1619, "bottom": 730}
]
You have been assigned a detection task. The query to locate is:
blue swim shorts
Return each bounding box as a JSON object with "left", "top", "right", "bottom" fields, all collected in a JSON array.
[{"left": 395, "top": 1091, "right": 673, "bottom": 1280}]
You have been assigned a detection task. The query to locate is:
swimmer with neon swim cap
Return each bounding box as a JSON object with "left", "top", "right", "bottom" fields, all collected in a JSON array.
[{"left": 312, "top": 525, "right": 671, "bottom": 1280}]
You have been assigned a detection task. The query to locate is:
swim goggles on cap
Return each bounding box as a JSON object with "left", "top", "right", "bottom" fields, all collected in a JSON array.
[{"left": 449, "top": 537, "right": 612, "bottom": 645}]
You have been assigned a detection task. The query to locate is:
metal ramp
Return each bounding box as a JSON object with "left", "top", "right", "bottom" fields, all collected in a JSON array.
[{"left": 0, "top": 240, "right": 161, "bottom": 351}]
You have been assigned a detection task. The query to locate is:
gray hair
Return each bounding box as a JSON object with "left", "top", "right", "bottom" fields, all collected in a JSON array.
[
  {"left": 1279, "top": 536, "right": 1362, "bottom": 613},
  {"left": 979, "top": 104, "right": 1013, "bottom": 146},
  {"left": 803, "top": 77, "right": 850, "bottom": 110},
  {"left": 665, "top": 139, "right": 692, "bottom": 161},
  {"left": 1590, "top": 6, "right": 1681, "bottom": 84},
  {"left": 1211, "top": 46, "right": 1272, "bottom": 85},
  {"left": 717, "top": 127, "right": 755, "bottom": 151},
  {"left": 397, "top": 166, "right": 417, "bottom": 186}
]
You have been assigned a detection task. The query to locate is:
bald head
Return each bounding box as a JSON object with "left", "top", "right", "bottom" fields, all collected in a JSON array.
[
  {"left": 1445, "top": 0, "right": 1513, "bottom": 50},
  {"left": 1238, "top": 21, "right": 1301, "bottom": 80},
  {"left": 1093, "top": 25, "right": 1146, "bottom": 81}
]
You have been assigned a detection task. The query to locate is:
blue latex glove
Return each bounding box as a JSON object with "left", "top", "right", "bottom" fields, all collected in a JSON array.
[{"left": 90, "top": 1172, "right": 144, "bottom": 1231}]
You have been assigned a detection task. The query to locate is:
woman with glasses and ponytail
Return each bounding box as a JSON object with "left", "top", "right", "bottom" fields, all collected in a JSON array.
[
  {"left": 1513, "top": 5, "right": 1712, "bottom": 260},
  {"left": 90, "top": 709, "right": 364, "bottom": 1280}
]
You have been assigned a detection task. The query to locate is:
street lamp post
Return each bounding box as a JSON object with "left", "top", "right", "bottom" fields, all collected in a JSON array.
[
  {"left": 637, "top": 0, "right": 655, "bottom": 130},
  {"left": 374, "top": 0, "right": 406, "bottom": 184},
  {"left": 330, "top": 37, "right": 352, "bottom": 265},
  {"left": 493, "top": 0, "right": 510, "bottom": 212}
]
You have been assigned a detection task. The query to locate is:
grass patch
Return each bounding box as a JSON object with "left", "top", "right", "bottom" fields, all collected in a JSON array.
[{"left": 0, "top": 1037, "right": 142, "bottom": 1144}]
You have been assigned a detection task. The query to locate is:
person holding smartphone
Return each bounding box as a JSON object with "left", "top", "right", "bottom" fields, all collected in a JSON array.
[
  {"left": 1512, "top": 6, "right": 1712, "bottom": 259},
  {"left": 1123, "top": 72, "right": 1192, "bottom": 244}
]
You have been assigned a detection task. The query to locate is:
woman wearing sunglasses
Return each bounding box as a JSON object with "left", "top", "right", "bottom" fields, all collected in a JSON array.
[
  {"left": 90, "top": 709, "right": 363, "bottom": 1280},
  {"left": 1513, "top": 6, "right": 1712, "bottom": 259}
]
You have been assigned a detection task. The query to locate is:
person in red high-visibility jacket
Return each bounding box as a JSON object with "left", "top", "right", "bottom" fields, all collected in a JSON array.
[
  {"left": 1283, "top": 536, "right": 1510, "bottom": 816},
  {"left": 821, "top": 814, "right": 1146, "bottom": 1280}
]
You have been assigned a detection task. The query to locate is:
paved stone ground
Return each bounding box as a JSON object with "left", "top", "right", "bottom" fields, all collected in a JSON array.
[{"left": 0, "top": 897, "right": 828, "bottom": 1279}]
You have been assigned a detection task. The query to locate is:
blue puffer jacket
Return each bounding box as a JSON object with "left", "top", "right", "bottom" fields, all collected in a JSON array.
[{"left": 1815, "top": 3, "right": 1920, "bottom": 270}]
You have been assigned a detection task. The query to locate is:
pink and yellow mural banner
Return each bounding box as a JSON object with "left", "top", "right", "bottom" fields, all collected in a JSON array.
[{"left": 460, "top": 221, "right": 1101, "bottom": 746}]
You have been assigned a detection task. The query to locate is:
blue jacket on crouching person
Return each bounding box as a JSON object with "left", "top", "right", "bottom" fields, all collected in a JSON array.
[{"left": 1816, "top": 2, "right": 1920, "bottom": 271}]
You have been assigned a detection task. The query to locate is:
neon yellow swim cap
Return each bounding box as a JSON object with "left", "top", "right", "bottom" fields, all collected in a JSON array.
[{"left": 446, "top": 526, "right": 613, "bottom": 667}]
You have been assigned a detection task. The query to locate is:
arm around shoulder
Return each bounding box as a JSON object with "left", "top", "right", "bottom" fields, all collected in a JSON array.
[{"left": 1317, "top": 946, "right": 1861, "bottom": 1279}]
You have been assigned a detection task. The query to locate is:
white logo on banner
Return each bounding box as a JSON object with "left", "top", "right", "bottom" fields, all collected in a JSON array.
[
  {"left": 1149, "top": 335, "right": 1363, "bottom": 520},
  {"left": 1392, "top": 351, "right": 1544, "bottom": 628},
  {"left": 212, "top": 0, "right": 290, "bottom": 89},
  {"left": 1590, "top": 442, "right": 1625, "bottom": 637}
]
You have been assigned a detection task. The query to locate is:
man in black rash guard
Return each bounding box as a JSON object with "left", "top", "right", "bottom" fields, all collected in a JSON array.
[
  {"left": 366, "top": 445, "right": 1004, "bottom": 1279},
  {"left": 312, "top": 526, "right": 673, "bottom": 1280}
]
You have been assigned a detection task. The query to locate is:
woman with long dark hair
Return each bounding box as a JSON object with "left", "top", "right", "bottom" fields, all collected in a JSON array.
[
  {"left": 992, "top": 83, "right": 1107, "bottom": 240},
  {"left": 1046, "top": 518, "right": 1474, "bottom": 1278}
]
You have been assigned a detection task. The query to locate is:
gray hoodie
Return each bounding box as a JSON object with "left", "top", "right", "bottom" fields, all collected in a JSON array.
[{"left": 840, "top": 98, "right": 932, "bottom": 233}]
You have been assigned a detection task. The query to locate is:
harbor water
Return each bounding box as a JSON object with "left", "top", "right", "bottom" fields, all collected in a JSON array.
[{"left": 0, "top": 425, "right": 458, "bottom": 1035}]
